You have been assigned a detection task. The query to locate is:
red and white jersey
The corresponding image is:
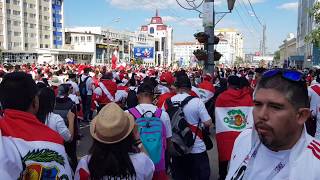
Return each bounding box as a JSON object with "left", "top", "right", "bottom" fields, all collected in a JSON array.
[
  {"left": 0, "top": 109, "right": 72, "bottom": 179},
  {"left": 192, "top": 80, "right": 215, "bottom": 103},
  {"left": 308, "top": 83, "right": 320, "bottom": 117},
  {"left": 115, "top": 85, "right": 128, "bottom": 103},
  {"left": 215, "top": 88, "right": 254, "bottom": 161}
]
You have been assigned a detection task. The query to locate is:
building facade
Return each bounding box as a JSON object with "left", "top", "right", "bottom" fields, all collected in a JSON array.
[
  {"left": 279, "top": 33, "right": 300, "bottom": 68},
  {"left": 215, "top": 28, "right": 244, "bottom": 64},
  {"left": 0, "top": 0, "right": 64, "bottom": 63},
  {"left": 173, "top": 42, "right": 202, "bottom": 67},
  {"left": 140, "top": 11, "right": 173, "bottom": 67},
  {"left": 297, "top": 0, "right": 320, "bottom": 67}
]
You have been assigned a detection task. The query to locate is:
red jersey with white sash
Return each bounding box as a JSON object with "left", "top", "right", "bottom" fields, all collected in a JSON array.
[
  {"left": 0, "top": 109, "right": 72, "bottom": 179},
  {"left": 92, "top": 79, "right": 117, "bottom": 108},
  {"left": 215, "top": 87, "right": 254, "bottom": 161}
]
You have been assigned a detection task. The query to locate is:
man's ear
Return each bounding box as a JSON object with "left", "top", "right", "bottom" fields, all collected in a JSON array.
[{"left": 296, "top": 108, "right": 311, "bottom": 126}]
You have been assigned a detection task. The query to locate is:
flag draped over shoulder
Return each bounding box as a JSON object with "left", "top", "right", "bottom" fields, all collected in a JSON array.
[
  {"left": 215, "top": 88, "right": 254, "bottom": 161},
  {"left": 0, "top": 109, "right": 72, "bottom": 179}
]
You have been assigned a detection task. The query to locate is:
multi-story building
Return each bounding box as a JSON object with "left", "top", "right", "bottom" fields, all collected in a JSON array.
[
  {"left": 279, "top": 33, "right": 301, "bottom": 68},
  {"left": 173, "top": 42, "right": 202, "bottom": 67},
  {"left": 140, "top": 11, "right": 173, "bottom": 67},
  {"left": 0, "top": 0, "right": 64, "bottom": 64},
  {"left": 41, "top": 27, "right": 155, "bottom": 65},
  {"left": 297, "top": 0, "right": 320, "bottom": 67},
  {"left": 215, "top": 28, "right": 244, "bottom": 62}
]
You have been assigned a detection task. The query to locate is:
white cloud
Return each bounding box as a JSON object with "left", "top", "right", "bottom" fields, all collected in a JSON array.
[
  {"left": 108, "top": 0, "right": 209, "bottom": 10},
  {"left": 277, "top": 2, "right": 298, "bottom": 11}
]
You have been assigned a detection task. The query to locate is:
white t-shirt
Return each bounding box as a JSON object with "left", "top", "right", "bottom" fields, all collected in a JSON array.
[
  {"left": 169, "top": 93, "right": 211, "bottom": 154},
  {"left": 246, "top": 144, "right": 291, "bottom": 180},
  {"left": 67, "top": 80, "right": 80, "bottom": 95},
  {"left": 68, "top": 94, "right": 80, "bottom": 105},
  {"left": 45, "top": 112, "right": 71, "bottom": 141},
  {"left": 81, "top": 74, "right": 93, "bottom": 95},
  {"left": 75, "top": 153, "right": 155, "bottom": 180},
  {"left": 308, "top": 83, "right": 320, "bottom": 117},
  {"left": 126, "top": 104, "right": 172, "bottom": 138}
]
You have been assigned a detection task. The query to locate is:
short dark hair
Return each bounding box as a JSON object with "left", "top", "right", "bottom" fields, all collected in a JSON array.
[
  {"left": 0, "top": 72, "right": 38, "bottom": 111},
  {"left": 256, "top": 74, "right": 309, "bottom": 109},
  {"left": 175, "top": 74, "right": 191, "bottom": 89},
  {"left": 137, "top": 83, "right": 154, "bottom": 95},
  {"left": 84, "top": 67, "right": 91, "bottom": 74}
]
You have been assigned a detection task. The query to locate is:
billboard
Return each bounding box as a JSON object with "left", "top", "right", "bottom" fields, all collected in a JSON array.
[{"left": 133, "top": 47, "right": 154, "bottom": 59}]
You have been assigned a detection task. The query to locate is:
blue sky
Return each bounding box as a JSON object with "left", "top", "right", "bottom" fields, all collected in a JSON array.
[{"left": 64, "top": 0, "right": 299, "bottom": 54}]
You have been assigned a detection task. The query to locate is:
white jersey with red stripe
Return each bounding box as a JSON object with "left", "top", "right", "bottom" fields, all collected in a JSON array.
[{"left": 226, "top": 127, "right": 320, "bottom": 180}]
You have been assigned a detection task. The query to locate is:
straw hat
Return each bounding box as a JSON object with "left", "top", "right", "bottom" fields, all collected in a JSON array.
[{"left": 90, "top": 102, "right": 135, "bottom": 144}]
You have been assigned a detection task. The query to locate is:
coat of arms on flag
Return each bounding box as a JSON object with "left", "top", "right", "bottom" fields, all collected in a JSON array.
[{"left": 223, "top": 109, "right": 248, "bottom": 130}]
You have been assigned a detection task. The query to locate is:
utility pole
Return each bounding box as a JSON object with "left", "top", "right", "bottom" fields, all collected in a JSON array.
[
  {"left": 203, "top": 0, "right": 215, "bottom": 76},
  {"left": 262, "top": 24, "right": 266, "bottom": 56}
]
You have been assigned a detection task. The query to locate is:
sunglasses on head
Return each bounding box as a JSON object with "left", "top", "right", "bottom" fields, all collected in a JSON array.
[{"left": 262, "top": 69, "right": 304, "bottom": 82}]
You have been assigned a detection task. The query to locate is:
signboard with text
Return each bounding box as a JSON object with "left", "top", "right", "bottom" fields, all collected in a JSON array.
[{"left": 133, "top": 47, "right": 154, "bottom": 59}]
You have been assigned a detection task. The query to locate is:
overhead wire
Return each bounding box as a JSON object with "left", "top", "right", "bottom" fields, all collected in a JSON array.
[
  {"left": 238, "top": 0, "right": 260, "bottom": 34},
  {"left": 247, "top": 0, "right": 263, "bottom": 26}
]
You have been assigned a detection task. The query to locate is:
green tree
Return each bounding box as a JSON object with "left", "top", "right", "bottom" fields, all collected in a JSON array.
[
  {"left": 273, "top": 50, "right": 280, "bottom": 65},
  {"left": 305, "top": 2, "right": 320, "bottom": 46},
  {"left": 234, "top": 56, "right": 244, "bottom": 67}
]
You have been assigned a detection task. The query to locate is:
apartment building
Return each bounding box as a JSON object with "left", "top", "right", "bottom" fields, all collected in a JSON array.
[{"left": 0, "top": 0, "right": 63, "bottom": 63}]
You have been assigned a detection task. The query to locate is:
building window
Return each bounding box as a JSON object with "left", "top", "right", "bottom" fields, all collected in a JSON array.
[
  {"left": 8, "top": 31, "right": 12, "bottom": 36},
  {"left": 13, "top": 21, "right": 20, "bottom": 26},
  {"left": 44, "top": 16, "right": 49, "bottom": 20},
  {"left": 23, "top": 2, "right": 27, "bottom": 8},
  {"left": 29, "top": 13, "right": 36, "bottom": 18},
  {"left": 24, "top": 22, "right": 28, "bottom": 27},
  {"left": 44, "top": 26, "right": 50, "bottom": 30},
  {"left": 150, "top": 27, "right": 154, "bottom": 34},
  {"left": 39, "top": 6, "right": 42, "bottom": 10},
  {"left": 6, "top": 0, "right": 10, "bottom": 3},
  {"left": 39, "top": 15, "right": 42, "bottom": 19},
  {"left": 13, "top": 0, "right": 20, "bottom": 5},
  {"left": 25, "top": 33, "right": 28, "bottom": 37},
  {"left": 25, "top": 43, "right": 28, "bottom": 48},
  {"left": 87, "top": 36, "right": 92, "bottom": 42},
  {"left": 6, "top": 9, "right": 11, "bottom": 15},
  {"left": 7, "top": 20, "right": 11, "bottom": 25},
  {"left": 43, "top": 7, "right": 49, "bottom": 11},
  {"left": 13, "top": 10, "right": 20, "bottom": 15},
  {"left": 29, "top": 24, "right": 36, "bottom": 28},
  {"left": 30, "top": 33, "right": 36, "bottom": 38},
  {"left": 45, "top": 44, "right": 49, "bottom": 48},
  {"left": 75, "top": 36, "right": 79, "bottom": 42},
  {"left": 81, "top": 36, "right": 85, "bottom": 42},
  {"left": 44, "top": 35, "right": 49, "bottom": 39},
  {"left": 24, "top": 12, "right": 27, "bottom": 17},
  {"left": 40, "top": 44, "right": 43, "bottom": 48},
  {"left": 14, "top": 32, "right": 21, "bottom": 36},
  {"left": 29, "top": 3, "right": 35, "bottom": 9},
  {"left": 13, "top": 42, "right": 21, "bottom": 47}
]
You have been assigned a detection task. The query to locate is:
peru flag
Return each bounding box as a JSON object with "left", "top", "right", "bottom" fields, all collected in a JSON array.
[
  {"left": 215, "top": 88, "right": 254, "bottom": 161},
  {"left": 192, "top": 81, "right": 215, "bottom": 103},
  {"left": 111, "top": 50, "right": 118, "bottom": 70}
]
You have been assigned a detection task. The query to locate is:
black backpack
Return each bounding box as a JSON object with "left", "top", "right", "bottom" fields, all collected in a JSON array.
[
  {"left": 53, "top": 98, "right": 75, "bottom": 127},
  {"left": 126, "top": 88, "right": 138, "bottom": 109},
  {"left": 79, "top": 76, "right": 90, "bottom": 97},
  {"left": 165, "top": 96, "right": 197, "bottom": 156}
]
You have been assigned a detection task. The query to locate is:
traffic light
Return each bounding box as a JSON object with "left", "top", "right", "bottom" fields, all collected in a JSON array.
[
  {"left": 213, "top": 35, "right": 222, "bottom": 61},
  {"left": 194, "top": 32, "right": 222, "bottom": 62}
]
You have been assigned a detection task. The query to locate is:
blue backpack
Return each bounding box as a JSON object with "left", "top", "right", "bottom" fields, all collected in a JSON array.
[{"left": 129, "top": 107, "right": 166, "bottom": 165}]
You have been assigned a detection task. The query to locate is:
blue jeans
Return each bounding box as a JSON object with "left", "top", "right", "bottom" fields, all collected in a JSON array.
[
  {"left": 171, "top": 151, "right": 210, "bottom": 180},
  {"left": 82, "top": 95, "right": 92, "bottom": 121}
]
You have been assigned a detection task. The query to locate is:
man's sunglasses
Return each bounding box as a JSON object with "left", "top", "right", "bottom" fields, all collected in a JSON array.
[{"left": 262, "top": 69, "right": 304, "bottom": 82}]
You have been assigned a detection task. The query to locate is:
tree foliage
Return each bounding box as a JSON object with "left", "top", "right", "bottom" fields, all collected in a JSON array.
[{"left": 305, "top": 2, "right": 320, "bottom": 47}]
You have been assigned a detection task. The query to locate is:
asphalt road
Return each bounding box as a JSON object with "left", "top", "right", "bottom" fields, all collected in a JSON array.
[{"left": 77, "top": 123, "right": 219, "bottom": 180}]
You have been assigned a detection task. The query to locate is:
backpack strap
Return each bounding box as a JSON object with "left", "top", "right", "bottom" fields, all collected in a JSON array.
[
  {"left": 154, "top": 108, "right": 162, "bottom": 118},
  {"left": 128, "top": 107, "right": 142, "bottom": 119},
  {"left": 180, "top": 96, "right": 195, "bottom": 107},
  {"left": 165, "top": 98, "right": 173, "bottom": 108}
]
